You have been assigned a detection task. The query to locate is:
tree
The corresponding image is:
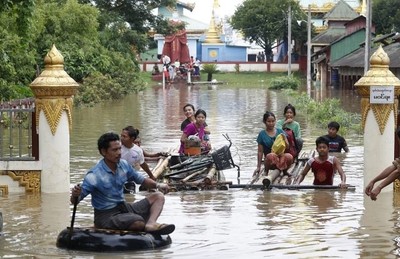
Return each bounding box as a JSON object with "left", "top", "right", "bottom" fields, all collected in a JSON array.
[
  {"left": 372, "top": 0, "right": 400, "bottom": 34},
  {"left": 230, "top": 0, "right": 306, "bottom": 61},
  {"left": 0, "top": 0, "right": 37, "bottom": 101},
  {"left": 78, "top": 0, "right": 179, "bottom": 52},
  {"left": 0, "top": 0, "right": 147, "bottom": 104}
]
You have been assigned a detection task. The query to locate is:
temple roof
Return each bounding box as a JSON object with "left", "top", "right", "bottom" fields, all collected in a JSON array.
[
  {"left": 312, "top": 27, "right": 346, "bottom": 45},
  {"left": 323, "top": 0, "right": 358, "bottom": 21}
]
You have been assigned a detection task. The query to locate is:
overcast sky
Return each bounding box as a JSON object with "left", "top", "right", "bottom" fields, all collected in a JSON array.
[
  {"left": 185, "top": 0, "right": 361, "bottom": 24},
  {"left": 186, "top": 0, "right": 244, "bottom": 23}
]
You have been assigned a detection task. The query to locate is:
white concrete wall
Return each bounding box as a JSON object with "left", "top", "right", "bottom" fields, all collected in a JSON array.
[{"left": 140, "top": 62, "right": 300, "bottom": 73}]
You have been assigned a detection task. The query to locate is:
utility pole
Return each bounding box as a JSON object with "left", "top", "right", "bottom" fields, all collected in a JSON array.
[
  {"left": 364, "top": 0, "right": 371, "bottom": 74},
  {"left": 288, "top": 4, "right": 292, "bottom": 76},
  {"left": 307, "top": 5, "right": 312, "bottom": 95}
]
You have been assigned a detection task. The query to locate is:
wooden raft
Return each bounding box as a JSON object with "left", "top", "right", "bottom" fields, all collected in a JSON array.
[{"left": 243, "top": 150, "right": 314, "bottom": 189}]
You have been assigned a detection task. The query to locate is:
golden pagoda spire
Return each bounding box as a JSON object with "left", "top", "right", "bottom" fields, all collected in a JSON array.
[
  {"left": 204, "top": 13, "right": 223, "bottom": 43},
  {"left": 360, "top": 0, "right": 367, "bottom": 16},
  {"left": 213, "top": 0, "right": 220, "bottom": 9}
]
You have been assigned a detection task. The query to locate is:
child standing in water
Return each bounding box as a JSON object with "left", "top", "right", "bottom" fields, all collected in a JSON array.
[
  {"left": 295, "top": 136, "right": 347, "bottom": 187},
  {"left": 323, "top": 121, "right": 349, "bottom": 153}
]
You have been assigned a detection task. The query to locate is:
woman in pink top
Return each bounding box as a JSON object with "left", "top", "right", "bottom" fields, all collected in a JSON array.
[{"left": 179, "top": 109, "right": 211, "bottom": 154}]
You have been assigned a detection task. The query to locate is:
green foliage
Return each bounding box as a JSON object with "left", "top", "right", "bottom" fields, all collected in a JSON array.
[
  {"left": 0, "top": 0, "right": 148, "bottom": 105},
  {"left": 201, "top": 64, "right": 219, "bottom": 74},
  {"left": 0, "top": 12, "right": 36, "bottom": 101},
  {"left": 269, "top": 76, "right": 300, "bottom": 90},
  {"left": 373, "top": 0, "right": 400, "bottom": 34},
  {"left": 74, "top": 71, "right": 146, "bottom": 106},
  {"left": 285, "top": 91, "right": 361, "bottom": 134},
  {"left": 230, "top": 0, "right": 305, "bottom": 59},
  {"left": 81, "top": 0, "right": 178, "bottom": 37}
]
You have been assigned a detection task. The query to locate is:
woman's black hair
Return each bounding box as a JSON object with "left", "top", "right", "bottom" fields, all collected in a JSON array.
[
  {"left": 195, "top": 109, "right": 207, "bottom": 118},
  {"left": 284, "top": 104, "right": 296, "bottom": 116},
  {"left": 183, "top": 103, "right": 195, "bottom": 112},
  {"left": 263, "top": 111, "right": 275, "bottom": 123}
]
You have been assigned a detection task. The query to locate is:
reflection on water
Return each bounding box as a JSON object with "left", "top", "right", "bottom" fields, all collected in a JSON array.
[{"left": 0, "top": 85, "right": 399, "bottom": 258}]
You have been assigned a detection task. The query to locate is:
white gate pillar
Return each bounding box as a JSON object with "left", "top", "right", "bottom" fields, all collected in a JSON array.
[
  {"left": 30, "top": 45, "right": 79, "bottom": 193},
  {"left": 354, "top": 45, "right": 400, "bottom": 193}
]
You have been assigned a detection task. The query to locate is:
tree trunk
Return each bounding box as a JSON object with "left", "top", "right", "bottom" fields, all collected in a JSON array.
[{"left": 207, "top": 73, "right": 213, "bottom": 81}]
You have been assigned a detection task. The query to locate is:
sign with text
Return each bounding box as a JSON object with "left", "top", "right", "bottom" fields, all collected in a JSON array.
[{"left": 370, "top": 86, "right": 394, "bottom": 104}]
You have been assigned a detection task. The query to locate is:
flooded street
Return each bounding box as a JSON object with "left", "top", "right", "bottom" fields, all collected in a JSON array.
[{"left": 1, "top": 84, "right": 400, "bottom": 258}]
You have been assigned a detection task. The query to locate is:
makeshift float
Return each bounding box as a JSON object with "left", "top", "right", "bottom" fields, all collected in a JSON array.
[
  {"left": 153, "top": 134, "right": 240, "bottom": 191},
  {"left": 230, "top": 150, "right": 355, "bottom": 191},
  {"left": 56, "top": 227, "right": 172, "bottom": 252},
  {"left": 57, "top": 185, "right": 173, "bottom": 252}
]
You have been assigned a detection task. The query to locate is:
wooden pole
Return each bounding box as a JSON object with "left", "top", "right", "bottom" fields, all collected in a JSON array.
[
  {"left": 364, "top": 0, "right": 371, "bottom": 74},
  {"left": 307, "top": 5, "right": 312, "bottom": 95},
  {"left": 287, "top": 4, "right": 292, "bottom": 76}
]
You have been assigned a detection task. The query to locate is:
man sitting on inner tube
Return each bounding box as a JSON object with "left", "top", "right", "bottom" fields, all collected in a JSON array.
[{"left": 70, "top": 132, "right": 175, "bottom": 235}]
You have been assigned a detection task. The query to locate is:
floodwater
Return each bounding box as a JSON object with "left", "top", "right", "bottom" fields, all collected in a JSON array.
[{"left": 1, "top": 83, "right": 400, "bottom": 258}]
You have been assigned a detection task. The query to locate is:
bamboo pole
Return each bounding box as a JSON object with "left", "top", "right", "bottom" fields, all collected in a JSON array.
[
  {"left": 182, "top": 167, "right": 208, "bottom": 183},
  {"left": 151, "top": 158, "right": 164, "bottom": 179},
  {"left": 153, "top": 156, "right": 171, "bottom": 179},
  {"left": 204, "top": 166, "right": 217, "bottom": 185}
]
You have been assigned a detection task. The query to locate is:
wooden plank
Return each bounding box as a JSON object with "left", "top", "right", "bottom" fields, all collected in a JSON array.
[{"left": 229, "top": 184, "right": 355, "bottom": 190}]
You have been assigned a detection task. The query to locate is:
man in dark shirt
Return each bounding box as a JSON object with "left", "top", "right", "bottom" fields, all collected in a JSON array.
[{"left": 324, "top": 121, "right": 349, "bottom": 153}]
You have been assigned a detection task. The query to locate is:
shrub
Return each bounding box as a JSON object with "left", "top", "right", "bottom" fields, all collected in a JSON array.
[
  {"left": 201, "top": 64, "right": 219, "bottom": 74},
  {"left": 286, "top": 91, "right": 361, "bottom": 134},
  {"left": 269, "top": 76, "right": 300, "bottom": 90},
  {"left": 201, "top": 64, "right": 219, "bottom": 81}
]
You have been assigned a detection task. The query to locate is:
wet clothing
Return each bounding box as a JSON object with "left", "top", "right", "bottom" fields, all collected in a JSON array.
[
  {"left": 256, "top": 128, "right": 285, "bottom": 155},
  {"left": 181, "top": 119, "right": 208, "bottom": 131},
  {"left": 257, "top": 128, "right": 293, "bottom": 171},
  {"left": 307, "top": 156, "right": 335, "bottom": 185},
  {"left": 94, "top": 199, "right": 150, "bottom": 229},
  {"left": 121, "top": 144, "right": 144, "bottom": 170},
  {"left": 324, "top": 134, "right": 348, "bottom": 152},
  {"left": 179, "top": 122, "right": 206, "bottom": 154},
  {"left": 276, "top": 119, "right": 301, "bottom": 138},
  {"left": 78, "top": 158, "right": 147, "bottom": 229}
]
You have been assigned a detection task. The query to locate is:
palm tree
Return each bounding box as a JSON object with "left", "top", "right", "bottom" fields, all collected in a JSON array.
[{"left": 201, "top": 64, "right": 219, "bottom": 81}]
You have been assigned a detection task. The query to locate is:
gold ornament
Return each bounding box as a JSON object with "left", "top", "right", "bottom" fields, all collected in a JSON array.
[
  {"left": 355, "top": 45, "right": 400, "bottom": 134},
  {"left": 1, "top": 170, "right": 41, "bottom": 193},
  {"left": 35, "top": 98, "right": 73, "bottom": 135}
]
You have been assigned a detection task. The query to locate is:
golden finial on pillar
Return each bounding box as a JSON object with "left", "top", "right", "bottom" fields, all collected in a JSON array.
[
  {"left": 30, "top": 45, "right": 79, "bottom": 135},
  {"left": 354, "top": 45, "right": 400, "bottom": 134}
]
